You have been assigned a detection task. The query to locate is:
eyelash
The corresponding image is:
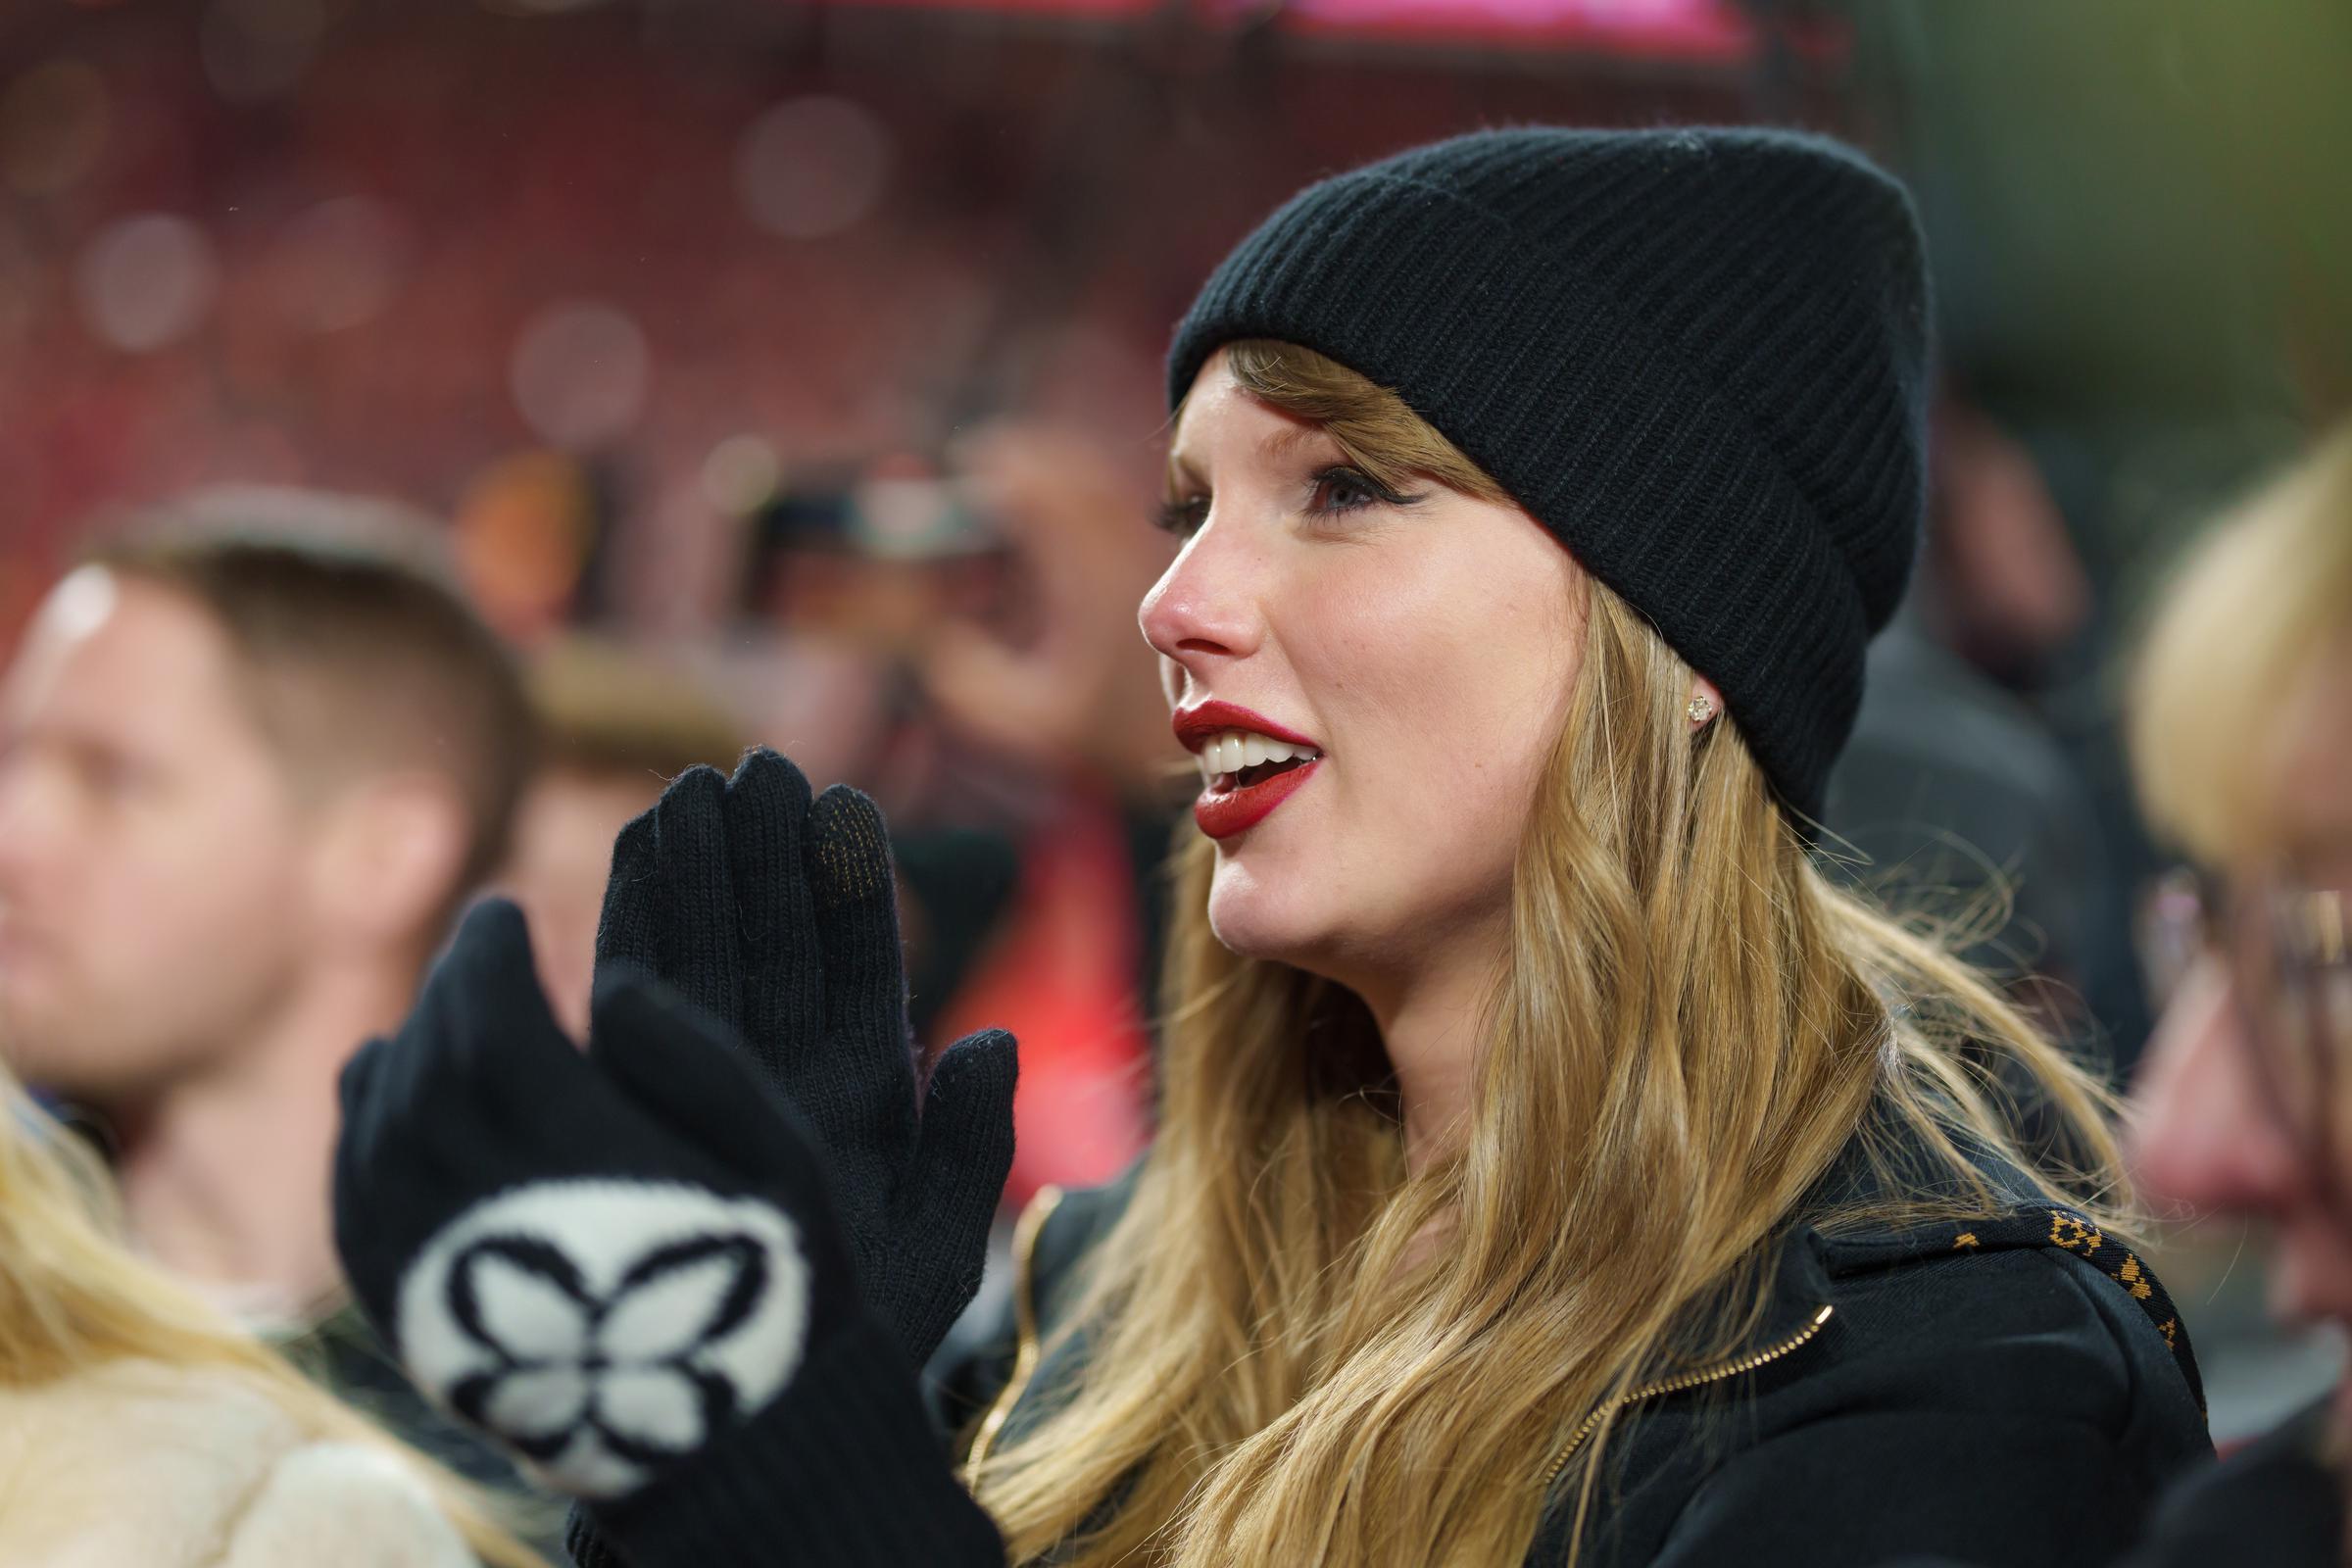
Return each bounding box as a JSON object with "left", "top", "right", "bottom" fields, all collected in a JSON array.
[
  {"left": 1152, "top": 466, "right": 1415, "bottom": 538},
  {"left": 1153, "top": 496, "right": 1209, "bottom": 537}
]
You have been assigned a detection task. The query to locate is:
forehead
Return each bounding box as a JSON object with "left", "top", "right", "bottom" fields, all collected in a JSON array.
[
  {"left": 1166, "top": 358, "right": 1327, "bottom": 479},
  {"left": 4, "top": 570, "right": 257, "bottom": 748}
]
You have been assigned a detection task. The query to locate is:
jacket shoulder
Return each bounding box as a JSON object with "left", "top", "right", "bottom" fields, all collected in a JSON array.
[
  {"left": 1560, "top": 1234, "right": 2214, "bottom": 1566},
  {"left": 1821, "top": 1205, "right": 2205, "bottom": 1420}
]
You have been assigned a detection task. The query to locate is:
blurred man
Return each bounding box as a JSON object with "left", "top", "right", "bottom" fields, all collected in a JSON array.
[
  {"left": 0, "top": 506, "right": 534, "bottom": 1488},
  {"left": 502, "top": 637, "right": 743, "bottom": 1037},
  {"left": 2120, "top": 423, "right": 2352, "bottom": 1563}
]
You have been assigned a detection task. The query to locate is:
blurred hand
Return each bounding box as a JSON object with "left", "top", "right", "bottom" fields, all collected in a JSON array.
[{"left": 920, "top": 423, "right": 1185, "bottom": 796}]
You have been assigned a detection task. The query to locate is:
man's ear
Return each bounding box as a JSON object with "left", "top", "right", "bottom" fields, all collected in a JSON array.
[{"left": 305, "top": 772, "right": 472, "bottom": 958}]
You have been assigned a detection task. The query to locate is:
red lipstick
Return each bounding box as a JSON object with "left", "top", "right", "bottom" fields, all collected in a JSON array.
[
  {"left": 1193, "top": 757, "right": 1320, "bottom": 840},
  {"left": 1172, "top": 700, "right": 1324, "bottom": 842},
  {"left": 1170, "top": 701, "right": 1319, "bottom": 755}
]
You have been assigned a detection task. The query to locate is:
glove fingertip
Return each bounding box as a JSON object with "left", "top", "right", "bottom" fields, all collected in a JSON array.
[
  {"left": 726, "top": 744, "right": 814, "bottom": 806},
  {"left": 912, "top": 1031, "right": 1018, "bottom": 1216},
  {"left": 804, "top": 784, "right": 896, "bottom": 902},
  {"left": 925, "top": 1028, "right": 1019, "bottom": 1110}
]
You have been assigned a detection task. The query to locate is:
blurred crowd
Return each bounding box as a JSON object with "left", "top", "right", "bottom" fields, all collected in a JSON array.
[{"left": 0, "top": 0, "right": 2348, "bottom": 1564}]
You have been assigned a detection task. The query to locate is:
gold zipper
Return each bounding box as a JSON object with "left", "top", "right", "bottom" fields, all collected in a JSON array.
[
  {"left": 964, "top": 1184, "right": 1066, "bottom": 1472},
  {"left": 1538, "top": 1303, "right": 1835, "bottom": 1491}
]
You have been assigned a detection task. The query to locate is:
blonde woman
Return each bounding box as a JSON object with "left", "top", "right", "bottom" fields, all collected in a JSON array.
[
  {"left": 2113, "top": 422, "right": 2352, "bottom": 1565},
  {"left": 335, "top": 128, "right": 2209, "bottom": 1567},
  {"left": 0, "top": 1065, "right": 545, "bottom": 1567}
]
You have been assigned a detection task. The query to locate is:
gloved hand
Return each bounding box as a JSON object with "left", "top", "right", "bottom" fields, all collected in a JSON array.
[
  {"left": 593, "top": 749, "right": 1018, "bottom": 1369},
  {"left": 332, "top": 899, "right": 862, "bottom": 1500}
]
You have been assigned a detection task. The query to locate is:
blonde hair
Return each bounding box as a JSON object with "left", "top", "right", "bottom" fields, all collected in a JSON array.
[
  {"left": 2131, "top": 421, "right": 2352, "bottom": 863},
  {"left": 967, "top": 341, "right": 2128, "bottom": 1567},
  {"left": 0, "top": 1067, "right": 548, "bottom": 1568}
]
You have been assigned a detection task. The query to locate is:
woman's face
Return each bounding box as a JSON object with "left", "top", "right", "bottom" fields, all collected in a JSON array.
[
  {"left": 2132, "top": 649, "right": 2352, "bottom": 1364},
  {"left": 1140, "top": 349, "right": 1585, "bottom": 1001}
]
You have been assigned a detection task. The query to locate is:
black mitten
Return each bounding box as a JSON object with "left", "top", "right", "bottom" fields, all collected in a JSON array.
[
  {"left": 338, "top": 901, "right": 1007, "bottom": 1566},
  {"left": 596, "top": 750, "right": 1017, "bottom": 1367},
  {"left": 335, "top": 899, "right": 862, "bottom": 1498}
]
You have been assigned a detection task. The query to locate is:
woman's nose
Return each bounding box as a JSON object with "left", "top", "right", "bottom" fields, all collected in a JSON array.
[
  {"left": 1139, "top": 522, "right": 1262, "bottom": 674},
  {"left": 2130, "top": 955, "right": 2310, "bottom": 1219}
]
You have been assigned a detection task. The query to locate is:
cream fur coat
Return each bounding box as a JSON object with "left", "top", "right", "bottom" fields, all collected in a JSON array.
[{"left": 0, "top": 1357, "right": 476, "bottom": 1568}]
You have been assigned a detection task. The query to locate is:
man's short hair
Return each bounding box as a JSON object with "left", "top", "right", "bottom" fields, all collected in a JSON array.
[
  {"left": 528, "top": 637, "right": 745, "bottom": 786},
  {"left": 85, "top": 497, "right": 535, "bottom": 919}
]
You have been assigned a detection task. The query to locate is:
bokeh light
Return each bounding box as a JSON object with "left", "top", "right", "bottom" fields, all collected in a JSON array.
[
  {"left": 734, "top": 96, "right": 892, "bottom": 241},
  {"left": 510, "top": 300, "right": 651, "bottom": 449},
  {"left": 267, "top": 196, "right": 412, "bottom": 334},
  {"left": 701, "top": 434, "right": 783, "bottom": 517},
  {"left": 74, "top": 215, "right": 220, "bottom": 352}
]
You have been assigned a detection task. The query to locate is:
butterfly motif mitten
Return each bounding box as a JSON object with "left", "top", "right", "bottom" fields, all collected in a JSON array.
[{"left": 332, "top": 900, "right": 1005, "bottom": 1563}]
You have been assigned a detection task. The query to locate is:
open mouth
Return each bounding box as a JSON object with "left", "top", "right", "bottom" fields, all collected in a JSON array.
[{"left": 1196, "top": 730, "right": 1321, "bottom": 795}]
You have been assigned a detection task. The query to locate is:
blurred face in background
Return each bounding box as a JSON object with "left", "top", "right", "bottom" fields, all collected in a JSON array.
[
  {"left": 2133, "top": 645, "right": 2352, "bottom": 1333},
  {"left": 503, "top": 764, "right": 662, "bottom": 1040},
  {"left": 1140, "top": 349, "right": 1584, "bottom": 1005},
  {"left": 2125, "top": 425, "right": 2352, "bottom": 1437},
  {"left": 0, "top": 568, "right": 310, "bottom": 1099}
]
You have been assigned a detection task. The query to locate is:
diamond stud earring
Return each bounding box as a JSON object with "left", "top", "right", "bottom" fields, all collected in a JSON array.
[{"left": 1687, "top": 694, "right": 1717, "bottom": 726}]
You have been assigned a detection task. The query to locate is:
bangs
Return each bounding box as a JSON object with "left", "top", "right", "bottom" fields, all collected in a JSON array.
[{"left": 1212, "top": 339, "right": 1511, "bottom": 506}]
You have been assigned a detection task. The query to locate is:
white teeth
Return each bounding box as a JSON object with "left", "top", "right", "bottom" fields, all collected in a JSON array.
[{"left": 1195, "top": 727, "right": 1321, "bottom": 786}]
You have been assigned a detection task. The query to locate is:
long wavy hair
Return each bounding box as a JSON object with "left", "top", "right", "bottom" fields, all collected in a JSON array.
[
  {"left": 0, "top": 1066, "right": 547, "bottom": 1568},
  {"left": 965, "top": 340, "right": 2128, "bottom": 1568}
]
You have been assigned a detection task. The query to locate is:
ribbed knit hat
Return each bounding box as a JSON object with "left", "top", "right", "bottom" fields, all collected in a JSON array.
[{"left": 1166, "top": 125, "right": 1932, "bottom": 826}]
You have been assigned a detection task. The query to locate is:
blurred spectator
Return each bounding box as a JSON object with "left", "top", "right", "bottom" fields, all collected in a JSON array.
[
  {"left": 921, "top": 423, "right": 1184, "bottom": 800},
  {"left": 913, "top": 422, "right": 1186, "bottom": 1206},
  {"left": 1925, "top": 399, "right": 2096, "bottom": 686},
  {"left": 728, "top": 427, "right": 1177, "bottom": 1205},
  {"left": 0, "top": 1059, "right": 547, "bottom": 1566},
  {"left": 502, "top": 637, "right": 744, "bottom": 1038},
  {"left": 2117, "top": 422, "right": 2352, "bottom": 1563},
  {"left": 0, "top": 498, "right": 541, "bottom": 1504}
]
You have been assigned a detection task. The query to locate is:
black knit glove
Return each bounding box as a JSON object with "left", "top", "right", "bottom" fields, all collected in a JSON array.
[
  {"left": 338, "top": 902, "right": 1007, "bottom": 1566},
  {"left": 332, "top": 900, "right": 864, "bottom": 1499},
  {"left": 593, "top": 750, "right": 1018, "bottom": 1369}
]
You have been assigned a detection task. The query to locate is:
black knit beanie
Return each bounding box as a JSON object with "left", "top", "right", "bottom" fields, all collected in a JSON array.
[{"left": 1166, "top": 125, "right": 1931, "bottom": 826}]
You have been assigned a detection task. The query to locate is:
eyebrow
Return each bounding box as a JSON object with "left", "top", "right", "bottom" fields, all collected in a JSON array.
[{"left": 1163, "top": 422, "right": 1335, "bottom": 499}]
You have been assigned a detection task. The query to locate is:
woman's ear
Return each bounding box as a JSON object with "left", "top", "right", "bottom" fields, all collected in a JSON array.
[
  {"left": 303, "top": 772, "right": 471, "bottom": 959},
  {"left": 1687, "top": 674, "right": 1725, "bottom": 730}
]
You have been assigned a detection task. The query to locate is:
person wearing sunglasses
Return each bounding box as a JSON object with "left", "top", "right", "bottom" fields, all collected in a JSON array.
[{"left": 2126, "top": 420, "right": 2352, "bottom": 1564}]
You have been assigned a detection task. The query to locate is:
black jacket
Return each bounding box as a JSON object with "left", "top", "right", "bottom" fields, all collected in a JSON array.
[
  {"left": 944, "top": 1157, "right": 2212, "bottom": 1567},
  {"left": 582, "top": 1149, "right": 2213, "bottom": 1567}
]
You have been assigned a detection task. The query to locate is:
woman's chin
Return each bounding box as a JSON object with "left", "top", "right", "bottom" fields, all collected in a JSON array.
[{"left": 1205, "top": 876, "right": 1331, "bottom": 967}]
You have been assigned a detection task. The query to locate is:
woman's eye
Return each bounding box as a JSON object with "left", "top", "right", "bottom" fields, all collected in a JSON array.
[
  {"left": 1307, "top": 466, "right": 1405, "bottom": 517},
  {"left": 1154, "top": 495, "right": 1210, "bottom": 538}
]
